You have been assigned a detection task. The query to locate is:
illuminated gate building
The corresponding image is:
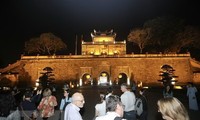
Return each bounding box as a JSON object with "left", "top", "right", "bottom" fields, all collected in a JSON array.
[
  {"left": 82, "top": 29, "right": 126, "bottom": 56},
  {"left": 0, "top": 29, "right": 200, "bottom": 88}
]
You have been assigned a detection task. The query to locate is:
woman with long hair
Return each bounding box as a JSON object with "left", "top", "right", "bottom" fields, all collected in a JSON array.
[
  {"left": 157, "top": 97, "right": 189, "bottom": 120},
  {"left": 95, "top": 91, "right": 106, "bottom": 117}
]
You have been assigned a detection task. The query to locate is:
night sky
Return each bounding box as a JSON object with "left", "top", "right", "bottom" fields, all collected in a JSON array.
[{"left": 0, "top": 0, "right": 199, "bottom": 68}]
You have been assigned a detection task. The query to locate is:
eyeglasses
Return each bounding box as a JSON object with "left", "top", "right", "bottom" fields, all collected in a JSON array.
[{"left": 76, "top": 100, "right": 85, "bottom": 103}]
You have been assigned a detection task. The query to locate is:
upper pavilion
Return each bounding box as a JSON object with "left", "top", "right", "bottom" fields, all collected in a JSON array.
[{"left": 81, "top": 29, "right": 126, "bottom": 55}]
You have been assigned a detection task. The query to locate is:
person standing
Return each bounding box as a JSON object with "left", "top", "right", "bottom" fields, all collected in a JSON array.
[
  {"left": 20, "top": 89, "right": 42, "bottom": 119},
  {"left": 0, "top": 90, "right": 20, "bottom": 120},
  {"left": 95, "top": 95, "right": 124, "bottom": 120},
  {"left": 59, "top": 89, "right": 72, "bottom": 120},
  {"left": 137, "top": 89, "right": 148, "bottom": 120},
  {"left": 105, "top": 87, "right": 113, "bottom": 99},
  {"left": 120, "top": 83, "right": 136, "bottom": 120},
  {"left": 37, "top": 88, "right": 58, "bottom": 120},
  {"left": 95, "top": 92, "right": 106, "bottom": 117},
  {"left": 131, "top": 81, "right": 137, "bottom": 94},
  {"left": 187, "top": 82, "right": 199, "bottom": 111},
  {"left": 64, "top": 92, "right": 85, "bottom": 120},
  {"left": 60, "top": 89, "right": 72, "bottom": 112},
  {"left": 163, "top": 85, "right": 173, "bottom": 98}
]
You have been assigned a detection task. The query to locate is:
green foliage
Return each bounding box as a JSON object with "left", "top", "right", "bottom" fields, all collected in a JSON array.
[{"left": 24, "top": 33, "right": 67, "bottom": 55}]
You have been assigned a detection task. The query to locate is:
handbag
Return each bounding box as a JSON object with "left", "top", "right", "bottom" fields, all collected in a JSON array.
[{"left": 32, "top": 110, "right": 39, "bottom": 119}]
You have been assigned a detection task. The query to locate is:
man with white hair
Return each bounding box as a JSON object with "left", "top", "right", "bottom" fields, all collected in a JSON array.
[{"left": 64, "top": 92, "right": 85, "bottom": 120}]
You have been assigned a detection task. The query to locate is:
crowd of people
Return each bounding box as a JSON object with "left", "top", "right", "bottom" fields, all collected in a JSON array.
[{"left": 0, "top": 81, "right": 199, "bottom": 120}]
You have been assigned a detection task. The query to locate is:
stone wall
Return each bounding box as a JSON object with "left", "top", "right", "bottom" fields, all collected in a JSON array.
[
  {"left": 193, "top": 73, "right": 200, "bottom": 84},
  {"left": 18, "top": 54, "right": 194, "bottom": 86}
]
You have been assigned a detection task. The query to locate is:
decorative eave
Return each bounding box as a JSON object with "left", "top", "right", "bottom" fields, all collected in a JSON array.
[{"left": 91, "top": 29, "right": 116, "bottom": 38}]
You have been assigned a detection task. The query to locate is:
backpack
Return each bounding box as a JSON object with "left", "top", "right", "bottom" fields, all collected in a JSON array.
[{"left": 135, "top": 98, "right": 143, "bottom": 116}]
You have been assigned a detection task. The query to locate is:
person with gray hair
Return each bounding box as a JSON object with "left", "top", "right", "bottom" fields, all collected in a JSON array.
[
  {"left": 64, "top": 92, "right": 85, "bottom": 120},
  {"left": 120, "top": 83, "right": 136, "bottom": 120},
  {"left": 95, "top": 95, "right": 124, "bottom": 120}
]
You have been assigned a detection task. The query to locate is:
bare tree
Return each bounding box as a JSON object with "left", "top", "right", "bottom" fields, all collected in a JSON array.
[
  {"left": 25, "top": 33, "right": 67, "bottom": 55},
  {"left": 25, "top": 37, "right": 42, "bottom": 54},
  {"left": 128, "top": 27, "right": 151, "bottom": 53}
]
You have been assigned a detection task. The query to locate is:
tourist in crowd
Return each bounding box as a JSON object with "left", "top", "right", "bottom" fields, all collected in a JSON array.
[
  {"left": 52, "top": 84, "right": 57, "bottom": 96},
  {"left": 136, "top": 88, "right": 148, "bottom": 120},
  {"left": 11, "top": 86, "right": 21, "bottom": 106},
  {"left": 0, "top": 90, "right": 20, "bottom": 120},
  {"left": 59, "top": 89, "right": 72, "bottom": 120},
  {"left": 20, "top": 89, "right": 42, "bottom": 119},
  {"left": 64, "top": 92, "right": 85, "bottom": 120},
  {"left": 187, "top": 82, "right": 199, "bottom": 110},
  {"left": 37, "top": 88, "right": 57, "bottom": 120},
  {"left": 105, "top": 86, "right": 113, "bottom": 99},
  {"left": 95, "top": 95, "right": 124, "bottom": 120},
  {"left": 157, "top": 97, "right": 189, "bottom": 120},
  {"left": 63, "top": 82, "right": 70, "bottom": 90},
  {"left": 120, "top": 83, "right": 136, "bottom": 120},
  {"left": 60, "top": 89, "right": 72, "bottom": 111},
  {"left": 95, "top": 91, "right": 106, "bottom": 117},
  {"left": 163, "top": 85, "right": 173, "bottom": 98},
  {"left": 132, "top": 81, "right": 137, "bottom": 94}
]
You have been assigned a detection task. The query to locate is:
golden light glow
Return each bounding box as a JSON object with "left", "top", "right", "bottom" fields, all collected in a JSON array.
[
  {"left": 94, "top": 52, "right": 100, "bottom": 55},
  {"left": 35, "top": 82, "right": 39, "bottom": 87},
  {"left": 143, "top": 86, "right": 149, "bottom": 89},
  {"left": 114, "top": 51, "right": 118, "bottom": 53},
  {"left": 171, "top": 81, "right": 176, "bottom": 85},
  {"left": 118, "top": 74, "right": 122, "bottom": 78},
  {"left": 86, "top": 75, "right": 90, "bottom": 79},
  {"left": 108, "top": 52, "right": 114, "bottom": 55},
  {"left": 36, "top": 79, "right": 39, "bottom": 82},
  {"left": 174, "top": 86, "right": 182, "bottom": 89},
  {"left": 102, "top": 73, "right": 106, "bottom": 77},
  {"left": 93, "top": 37, "right": 114, "bottom": 42},
  {"left": 137, "top": 81, "right": 143, "bottom": 87},
  {"left": 79, "top": 79, "right": 82, "bottom": 86},
  {"left": 90, "top": 51, "right": 94, "bottom": 55}
]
